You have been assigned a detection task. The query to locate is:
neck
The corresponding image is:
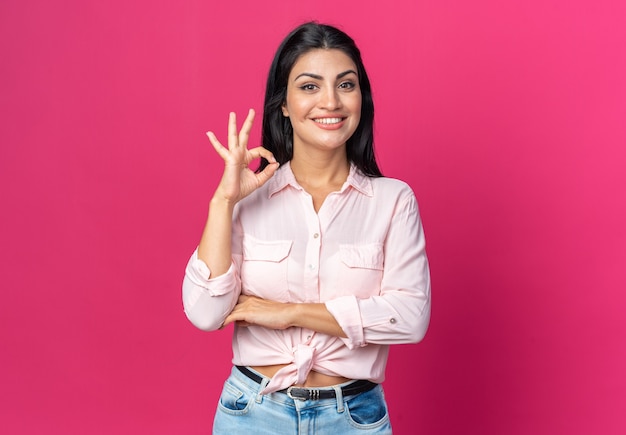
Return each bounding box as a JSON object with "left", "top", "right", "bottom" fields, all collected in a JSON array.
[{"left": 290, "top": 148, "right": 350, "bottom": 189}]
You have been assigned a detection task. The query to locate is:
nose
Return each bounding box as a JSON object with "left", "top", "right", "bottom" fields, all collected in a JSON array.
[{"left": 319, "top": 87, "right": 342, "bottom": 110}]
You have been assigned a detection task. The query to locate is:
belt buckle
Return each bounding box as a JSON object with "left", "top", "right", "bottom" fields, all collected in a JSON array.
[
  {"left": 286, "top": 387, "right": 306, "bottom": 401},
  {"left": 287, "top": 386, "right": 316, "bottom": 401}
]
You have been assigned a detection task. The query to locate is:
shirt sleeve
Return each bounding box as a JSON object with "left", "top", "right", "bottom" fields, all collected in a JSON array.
[
  {"left": 182, "top": 248, "right": 242, "bottom": 331},
  {"left": 326, "top": 190, "right": 431, "bottom": 348},
  {"left": 182, "top": 201, "right": 247, "bottom": 331}
]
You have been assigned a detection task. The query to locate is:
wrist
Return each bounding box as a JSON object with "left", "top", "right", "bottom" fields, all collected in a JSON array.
[
  {"left": 286, "top": 303, "right": 302, "bottom": 329},
  {"left": 210, "top": 195, "right": 237, "bottom": 211}
]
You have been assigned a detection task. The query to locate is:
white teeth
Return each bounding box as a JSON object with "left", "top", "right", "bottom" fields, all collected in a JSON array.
[{"left": 314, "top": 118, "right": 342, "bottom": 124}]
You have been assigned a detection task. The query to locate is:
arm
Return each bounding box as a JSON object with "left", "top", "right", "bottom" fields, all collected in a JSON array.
[
  {"left": 199, "top": 109, "right": 278, "bottom": 275},
  {"left": 222, "top": 295, "right": 347, "bottom": 338},
  {"left": 326, "top": 192, "right": 431, "bottom": 348},
  {"left": 182, "top": 110, "right": 279, "bottom": 331}
]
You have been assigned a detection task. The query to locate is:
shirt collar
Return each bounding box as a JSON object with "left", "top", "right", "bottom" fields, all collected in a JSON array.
[{"left": 268, "top": 161, "right": 374, "bottom": 198}]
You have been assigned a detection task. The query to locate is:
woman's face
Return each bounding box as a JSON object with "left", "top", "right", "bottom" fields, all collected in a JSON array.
[{"left": 282, "top": 49, "right": 362, "bottom": 156}]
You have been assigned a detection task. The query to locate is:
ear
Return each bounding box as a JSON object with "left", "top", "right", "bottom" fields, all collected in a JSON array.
[{"left": 281, "top": 102, "right": 289, "bottom": 117}]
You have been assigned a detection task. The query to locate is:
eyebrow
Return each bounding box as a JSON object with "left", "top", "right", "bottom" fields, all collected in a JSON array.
[{"left": 294, "top": 69, "right": 358, "bottom": 81}]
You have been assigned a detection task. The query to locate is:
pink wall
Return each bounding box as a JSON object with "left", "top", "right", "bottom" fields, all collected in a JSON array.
[{"left": 1, "top": 0, "right": 625, "bottom": 433}]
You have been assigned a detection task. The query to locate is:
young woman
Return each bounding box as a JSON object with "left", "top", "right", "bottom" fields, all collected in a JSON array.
[{"left": 183, "top": 22, "right": 431, "bottom": 434}]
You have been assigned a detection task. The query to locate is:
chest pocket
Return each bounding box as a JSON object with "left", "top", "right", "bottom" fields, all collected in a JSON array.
[
  {"left": 340, "top": 243, "right": 384, "bottom": 270},
  {"left": 337, "top": 243, "right": 384, "bottom": 297},
  {"left": 241, "top": 237, "right": 292, "bottom": 301}
]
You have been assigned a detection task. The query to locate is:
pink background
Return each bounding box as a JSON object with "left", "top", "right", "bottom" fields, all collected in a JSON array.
[{"left": 1, "top": 0, "right": 625, "bottom": 433}]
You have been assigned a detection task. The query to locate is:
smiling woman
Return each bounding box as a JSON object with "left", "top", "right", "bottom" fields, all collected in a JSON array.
[
  {"left": 182, "top": 22, "right": 431, "bottom": 434},
  {"left": 282, "top": 49, "right": 362, "bottom": 158}
]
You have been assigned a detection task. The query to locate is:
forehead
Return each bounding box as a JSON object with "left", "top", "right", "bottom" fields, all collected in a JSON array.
[{"left": 289, "top": 49, "right": 357, "bottom": 79}]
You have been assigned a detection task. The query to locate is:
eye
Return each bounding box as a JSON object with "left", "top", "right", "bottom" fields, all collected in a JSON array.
[
  {"left": 299, "top": 84, "right": 318, "bottom": 91},
  {"left": 338, "top": 81, "right": 356, "bottom": 90}
]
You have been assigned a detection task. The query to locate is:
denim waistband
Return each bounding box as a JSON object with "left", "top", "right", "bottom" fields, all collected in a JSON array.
[{"left": 235, "top": 366, "right": 377, "bottom": 401}]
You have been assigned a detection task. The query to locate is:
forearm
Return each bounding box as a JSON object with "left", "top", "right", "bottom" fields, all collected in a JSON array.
[
  {"left": 290, "top": 303, "right": 347, "bottom": 338},
  {"left": 224, "top": 296, "right": 347, "bottom": 338},
  {"left": 197, "top": 197, "right": 235, "bottom": 278}
]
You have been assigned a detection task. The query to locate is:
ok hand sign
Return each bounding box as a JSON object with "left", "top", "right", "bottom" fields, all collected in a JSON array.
[{"left": 207, "top": 109, "right": 279, "bottom": 204}]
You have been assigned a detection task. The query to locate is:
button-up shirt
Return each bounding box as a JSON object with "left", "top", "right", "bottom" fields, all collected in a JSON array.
[{"left": 183, "top": 162, "right": 431, "bottom": 394}]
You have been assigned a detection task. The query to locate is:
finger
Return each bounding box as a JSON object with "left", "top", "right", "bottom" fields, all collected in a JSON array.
[
  {"left": 255, "top": 162, "right": 280, "bottom": 187},
  {"left": 238, "top": 109, "right": 255, "bottom": 149},
  {"left": 222, "top": 312, "right": 237, "bottom": 327},
  {"left": 223, "top": 310, "right": 250, "bottom": 328},
  {"left": 228, "top": 112, "right": 239, "bottom": 149},
  {"left": 247, "top": 146, "right": 277, "bottom": 164},
  {"left": 206, "top": 131, "right": 230, "bottom": 160}
]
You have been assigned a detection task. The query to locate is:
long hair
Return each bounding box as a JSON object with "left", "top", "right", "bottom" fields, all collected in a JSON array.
[{"left": 259, "top": 22, "right": 382, "bottom": 177}]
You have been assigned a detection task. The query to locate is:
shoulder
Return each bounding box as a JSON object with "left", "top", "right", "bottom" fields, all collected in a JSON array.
[
  {"left": 366, "top": 176, "right": 422, "bottom": 219},
  {"left": 370, "top": 176, "right": 416, "bottom": 200}
]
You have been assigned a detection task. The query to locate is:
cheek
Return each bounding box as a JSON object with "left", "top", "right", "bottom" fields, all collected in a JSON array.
[
  {"left": 350, "top": 93, "right": 362, "bottom": 115},
  {"left": 284, "top": 98, "right": 308, "bottom": 119}
]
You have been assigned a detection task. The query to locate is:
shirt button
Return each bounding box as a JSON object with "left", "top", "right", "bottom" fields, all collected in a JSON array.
[
  {"left": 389, "top": 318, "right": 397, "bottom": 324},
  {"left": 308, "top": 264, "right": 316, "bottom": 270},
  {"left": 313, "top": 233, "right": 319, "bottom": 239}
]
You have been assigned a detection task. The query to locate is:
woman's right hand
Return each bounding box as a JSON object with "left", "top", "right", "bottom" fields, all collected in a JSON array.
[{"left": 207, "top": 109, "right": 279, "bottom": 204}]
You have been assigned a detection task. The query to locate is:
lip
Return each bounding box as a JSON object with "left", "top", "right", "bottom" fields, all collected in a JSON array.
[{"left": 311, "top": 116, "right": 347, "bottom": 130}]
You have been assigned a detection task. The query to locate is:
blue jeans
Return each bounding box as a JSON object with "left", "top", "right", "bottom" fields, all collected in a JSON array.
[{"left": 213, "top": 366, "right": 392, "bottom": 434}]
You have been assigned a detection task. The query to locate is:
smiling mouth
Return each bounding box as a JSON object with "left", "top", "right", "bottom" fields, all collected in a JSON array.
[{"left": 313, "top": 117, "right": 344, "bottom": 125}]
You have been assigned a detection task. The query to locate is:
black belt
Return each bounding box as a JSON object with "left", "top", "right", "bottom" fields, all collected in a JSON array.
[{"left": 236, "top": 366, "right": 377, "bottom": 401}]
